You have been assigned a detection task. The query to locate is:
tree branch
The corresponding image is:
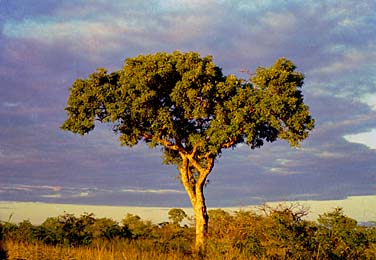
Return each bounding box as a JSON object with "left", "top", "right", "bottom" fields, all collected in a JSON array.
[
  {"left": 222, "top": 139, "right": 236, "bottom": 148},
  {"left": 187, "top": 153, "right": 214, "bottom": 188},
  {"left": 191, "top": 143, "right": 202, "bottom": 158},
  {"left": 179, "top": 154, "right": 196, "bottom": 205},
  {"left": 221, "top": 127, "right": 244, "bottom": 149},
  {"left": 143, "top": 133, "right": 153, "bottom": 140},
  {"left": 157, "top": 137, "right": 183, "bottom": 152}
]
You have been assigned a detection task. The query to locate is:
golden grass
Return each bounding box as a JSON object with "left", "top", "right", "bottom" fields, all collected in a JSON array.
[
  {"left": 5, "top": 240, "right": 193, "bottom": 260},
  {"left": 4, "top": 240, "right": 260, "bottom": 260}
]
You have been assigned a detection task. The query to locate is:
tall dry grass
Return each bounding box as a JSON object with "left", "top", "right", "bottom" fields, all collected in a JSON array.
[
  {"left": 5, "top": 240, "right": 190, "bottom": 260},
  {"left": 3, "top": 207, "right": 375, "bottom": 259},
  {"left": 5, "top": 239, "right": 259, "bottom": 260}
]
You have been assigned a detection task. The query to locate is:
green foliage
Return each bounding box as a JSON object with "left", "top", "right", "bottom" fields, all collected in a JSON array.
[
  {"left": 168, "top": 208, "right": 188, "bottom": 225},
  {"left": 1, "top": 220, "right": 35, "bottom": 243},
  {"left": 61, "top": 51, "right": 314, "bottom": 165},
  {"left": 35, "top": 213, "right": 93, "bottom": 246},
  {"left": 207, "top": 206, "right": 376, "bottom": 259},
  {"left": 0, "top": 222, "right": 17, "bottom": 242},
  {"left": 88, "top": 217, "right": 129, "bottom": 240},
  {"left": 154, "top": 223, "right": 194, "bottom": 254},
  {"left": 257, "top": 205, "right": 316, "bottom": 259},
  {"left": 1, "top": 213, "right": 131, "bottom": 247},
  {"left": 2, "top": 207, "right": 376, "bottom": 259},
  {"left": 251, "top": 59, "right": 314, "bottom": 146},
  {"left": 61, "top": 51, "right": 315, "bottom": 251},
  {"left": 315, "top": 208, "right": 370, "bottom": 259}
]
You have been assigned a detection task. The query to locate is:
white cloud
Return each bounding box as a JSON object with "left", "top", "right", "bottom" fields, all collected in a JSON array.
[
  {"left": 41, "top": 194, "right": 62, "bottom": 198},
  {"left": 267, "top": 159, "right": 298, "bottom": 175},
  {"left": 269, "top": 167, "right": 288, "bottom": 175},
  {"left": 73, "top": 192, "right": 90, "bottom": 197},
  {"left": 299, "top": 147, "right": 345, "bottom": 159},
  {"left": 276, "top": 158, "right": 291, "bottom": 165},
  {"left": 160, "top": 0, "right": 218, "bottom": 9},
  {"left": 266, "top": 195, "right": 376, "bottom": 222},
  {"left": 2, "top": 102, "right": 21, "bottom": 108},
  {"left": 360, "top": 93, "right": 376, "bottom": 111},
  {"left": 344, "top": 129, "right": 376, "bottom": 149},
  {"left": 317, "top": 151, "right": 345, "bottom": 159},
  {"left": 16, "top": 185, "right": 62, "bottom": 192},
  {"left": 314, "top": 49, "right": 371, "bottom": 75},
  {"left": 4, "top": 19, "right": 127, "bottom": 48},
  {"left": 2, "top": 0, "right": 376, "bottom": 207},
  {"left": 121, "top": 188, "right": 184, "bottom": 194},
  {"left": 259, "top": 12, "right": 297, "bottom": 30},
  {"left": 3, "top": 10, "right": 212, "bottom": 60}
]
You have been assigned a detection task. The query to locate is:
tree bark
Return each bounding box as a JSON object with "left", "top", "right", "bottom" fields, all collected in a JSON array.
[
  {"left": 179, "top": 152, "right": 212, "bottom": 254},
  {"left": 193, "top": 185, "right": 209, "bottom": 253}
]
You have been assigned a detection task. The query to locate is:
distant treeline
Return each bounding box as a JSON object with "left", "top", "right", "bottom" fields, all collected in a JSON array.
[{"left": 1, "top": 205, "right": 376, "bottom": 259}]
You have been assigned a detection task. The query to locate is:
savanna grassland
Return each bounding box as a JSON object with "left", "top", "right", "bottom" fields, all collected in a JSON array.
[{"left": 1, "top": 206, "right": 376, "bottom": 260}]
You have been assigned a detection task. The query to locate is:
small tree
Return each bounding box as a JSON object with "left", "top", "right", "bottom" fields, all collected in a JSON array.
[
  {"left": 168, "top": 208, "right": 188, "bottom": 226},
  {"left": 315, "top": 208, "right": 369, "bottom": 259},
  {"left": 61, "top": 51, "right": 314, "bottom": 252},
  {"left": 122, "top": 214, "right": 154, "bottom": 239}
]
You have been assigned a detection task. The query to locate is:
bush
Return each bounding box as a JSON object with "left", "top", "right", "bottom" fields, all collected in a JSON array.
[
  {"left": 315, "top": 208, "right": 371, "bottom": 259},
  {"left": 2, "top": 206, "right": 376, "bottom": 259},
  {"left": 0, "top": 223, "right": 8, "bottom": 260},
  {"left": 122, "top": 213, "right": 156, "bottom": 240}
]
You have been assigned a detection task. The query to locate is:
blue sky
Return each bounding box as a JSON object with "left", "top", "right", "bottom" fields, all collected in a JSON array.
[{"left": 1, "top": 0, "right": 376, "bottom": 207}]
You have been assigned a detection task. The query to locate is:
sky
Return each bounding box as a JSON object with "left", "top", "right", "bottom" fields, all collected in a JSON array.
[{"left": 1, "top": 0, "right": 376, "bottom": 209}]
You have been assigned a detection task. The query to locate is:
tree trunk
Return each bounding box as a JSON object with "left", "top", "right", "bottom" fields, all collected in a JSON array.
[
  {"left": 193, "top": 185, "right": 209, "bottom": 253},
  {"left": 179, "top": 153, "right": 212, "bottom": 254}
]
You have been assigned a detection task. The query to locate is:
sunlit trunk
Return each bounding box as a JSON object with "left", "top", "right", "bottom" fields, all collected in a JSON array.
[
  {"left": 193, "top": 187, "right": 209, "bottom": 253},
  {"left": 179, "top": 152, "right": 212, "bottom": 254}
]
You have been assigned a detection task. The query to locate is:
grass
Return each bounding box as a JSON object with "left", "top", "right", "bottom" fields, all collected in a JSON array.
[
  {"left": 5, "top": 240, "right": 191, "bottom": 260},
  {"left": 4, "top": 239, "right": 260, "bottom": 260},
  {"left": 3, "top": 206, "right": 375, "bottom": 259}
]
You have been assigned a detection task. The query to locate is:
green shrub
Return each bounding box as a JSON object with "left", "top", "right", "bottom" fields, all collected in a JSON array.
[
  {"left": 315, "top": 208, "right": 370, "bottom": 259},
  {"left": 2, "top": 206, "right": 376, "bottom": 259}
]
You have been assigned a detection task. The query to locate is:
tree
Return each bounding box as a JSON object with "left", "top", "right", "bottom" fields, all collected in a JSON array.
[
  {"left": 122, "top": 213, "right": 154, "bottom": 239},
  {"left": 315, "top": 208, "right": 369, "bottom": 259},
  {"left": 168, "top": 208, "right": 188, "bottom": 226},
  {"left": 61, "top": 51, "right": 314, "bottom": 252}
]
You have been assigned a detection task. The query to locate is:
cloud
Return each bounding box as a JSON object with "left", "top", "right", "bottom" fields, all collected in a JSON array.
[
  {"left": 3, "top": 19, "right": 128, "bottom": 62},
  {"left": 121, "top": 188, "right": 185, "bottom": 194},
  {"left": 344, "top": 129, "right": 376, "bottom": 150},
  {"left": 206, "top": 93, "right": 376, "bottom": 203},
  {"left": 360, "top": 93, "right": 376, "bottom": 111},
  {"left": 311, "top": 49, "right": 375, "bottom": 75},
  {"left": 41, "top": 194, "right": 62, "bottom": 198},
  {"left": 3, "top": 0, "right": 374, "bottom": 78},
  {"left": 2, "top": 102, "right": 21, "bottom": 108},
  {"left": 2, "top": 1, "right": 218, "bottom": 62},
  {"left": 259, "top": 12, "right": 297, "bottom": 30},
  {"left": 4, "top": 19, "right": 123, "bottom": 43},
  {"left": 73, "top": 192, "right": 90, "bottom": 197},
  {"left": 1, "top": 0, "right": 376, "bottom": 207},
  {"left": 13, "top": 185, "right": 62, "bottom": 192}
]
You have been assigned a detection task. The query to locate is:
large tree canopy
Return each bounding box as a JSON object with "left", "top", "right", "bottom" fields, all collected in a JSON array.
[
  {"left": 61, "top": 51, "right": 314, "bottom": 251},
  {"left": 62, "top": 51, "right": 313, "bottom": 161}
]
